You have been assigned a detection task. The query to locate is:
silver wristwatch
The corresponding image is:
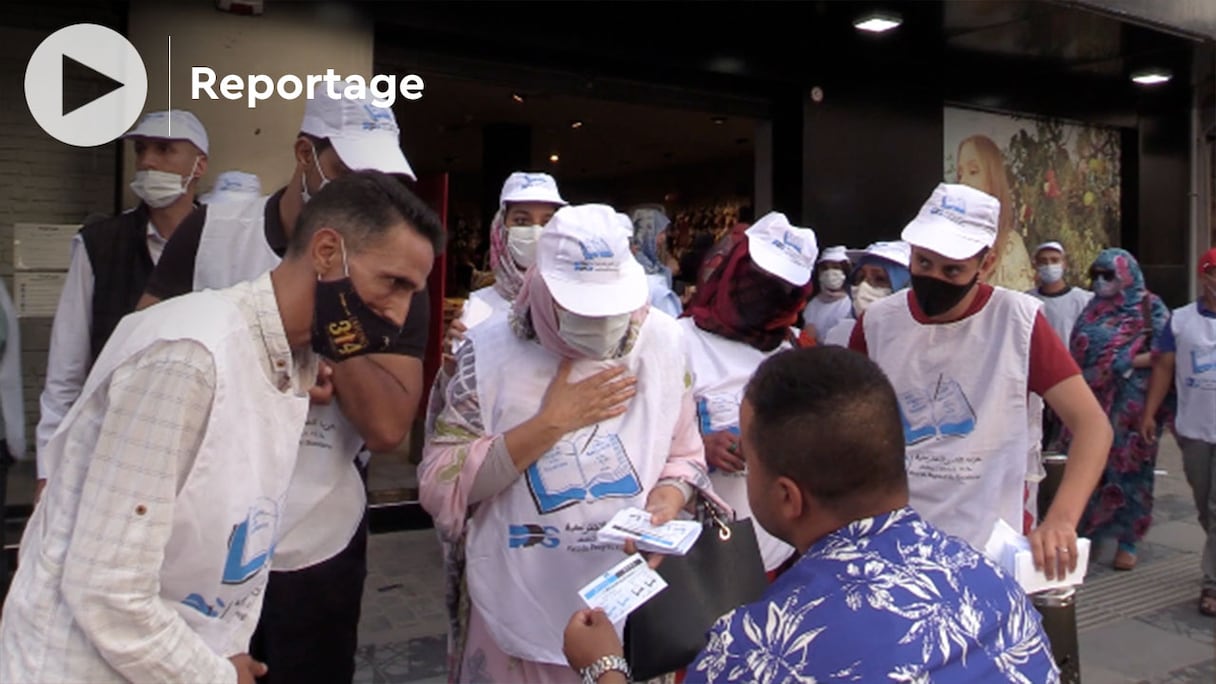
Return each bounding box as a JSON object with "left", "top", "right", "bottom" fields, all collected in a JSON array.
[{"left": 580, "top": 654, "right": 630, "bottom": 684}]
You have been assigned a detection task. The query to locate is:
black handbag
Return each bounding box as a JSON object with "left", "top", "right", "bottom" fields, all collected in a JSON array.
[{"left": 623, "top": 496, "right": 769, "bottom": 680}]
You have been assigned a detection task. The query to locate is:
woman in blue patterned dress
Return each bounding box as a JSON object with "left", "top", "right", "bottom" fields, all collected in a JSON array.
[{"left": 1067, "top": 248, "right": 1174, "bottom": 570}]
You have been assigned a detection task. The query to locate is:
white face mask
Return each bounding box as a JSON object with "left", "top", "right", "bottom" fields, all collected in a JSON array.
[
  {"left": 852, "top": 280, "right": 892, "bottom": 317},
  {"left": 819, "top": 269, "right": 846, "bottom": 291},
  {"left": 507, "top": 225, "right": 543, "bottom": 268},
  {"left": 130, "top": 157, "right": 199, "bottom": 209},
  {"left": 1037, "top": 264, "right": 1065, "bottom": 285},
  {"left": 300, "top": 144, "right": 331, "bottom": 204},
  {"left": 1093, "top": 275, "right": 1121, "bottom": 298},
  {"left": 556, "top": 309, "right": 632, "bottom": 360}
]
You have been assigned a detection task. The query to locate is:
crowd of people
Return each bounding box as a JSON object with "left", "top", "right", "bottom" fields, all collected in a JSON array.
[{"left": 0, "top": 85, "right": 1210, "bottom": 684}]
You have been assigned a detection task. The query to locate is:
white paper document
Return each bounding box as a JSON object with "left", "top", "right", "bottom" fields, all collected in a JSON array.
[
  {"left": 984, "top": 519, "right": 1090, "bottom": 594},
  {"left": 596, "top": 506, "right": 703, "bottom": 555},
  {"left": 577, "top": 553, "right": 667, "bottom": 623}
]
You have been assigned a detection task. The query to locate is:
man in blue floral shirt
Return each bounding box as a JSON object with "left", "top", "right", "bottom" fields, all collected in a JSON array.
[{"left": 564, "top": 346, "right": 1058, "bottom": 683}]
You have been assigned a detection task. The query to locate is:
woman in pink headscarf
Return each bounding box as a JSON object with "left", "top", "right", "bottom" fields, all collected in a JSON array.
[{"left": 420, "top": 204, "right": 719, "bottom": 683}]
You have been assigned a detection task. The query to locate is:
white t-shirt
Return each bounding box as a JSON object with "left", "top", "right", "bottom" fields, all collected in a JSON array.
[{"left": 1026, "top": 286, "right": 1093, "bottom": 347}]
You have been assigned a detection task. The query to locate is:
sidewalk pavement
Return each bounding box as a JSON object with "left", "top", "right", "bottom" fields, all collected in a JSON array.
[{"left": 355, "top": 436, "right": 1216, "bottom": 683}]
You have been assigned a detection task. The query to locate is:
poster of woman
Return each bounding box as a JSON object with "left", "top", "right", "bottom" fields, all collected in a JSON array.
[{"left": 944, "top": 106, "right": 1121, "bottom": 293}]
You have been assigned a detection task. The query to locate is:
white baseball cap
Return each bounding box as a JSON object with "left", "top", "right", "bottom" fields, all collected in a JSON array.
[
  {"left": 861, "top": 241, "right": 912, "bottom": 267},
  {"left": 124, "top": 110, "right": 209, "bottom": 154},
  {"left": 500, "top": 172, "right": 567, "bottom": 206},
  {"left": 537, "top": 204, "right": 648, "bottom": 317},
  {"left": 901, "top": 183, "right": 999, "bottom": 260},
  {"left": 818, "top": 245, "right": 850, "bottom": 264},
  {"left": 744, "top": 212, "right": 819, "bottom": 286},
  {"left": 1034, "top": 241, "right": 1066, "bottom": 257},
  {"left": 200, "top": 171, "right": 262, "bottom": 204},
  {"left": 300, "top": 86, "right": 415, "bottom": 180}
]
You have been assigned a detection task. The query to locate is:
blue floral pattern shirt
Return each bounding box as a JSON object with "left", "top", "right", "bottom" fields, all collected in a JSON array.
[{"left": 689, "top": 506, "right": 1059, "bottom": 683}]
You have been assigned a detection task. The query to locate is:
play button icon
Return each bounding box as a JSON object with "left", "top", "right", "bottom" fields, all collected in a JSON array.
[{"left": 24, "top": 23, "right": 147, "bottom": 147}]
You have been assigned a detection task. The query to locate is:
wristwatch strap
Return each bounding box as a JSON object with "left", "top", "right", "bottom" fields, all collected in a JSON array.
[{"left": 580, "top": 654, "right": 630, "bottom": 684}]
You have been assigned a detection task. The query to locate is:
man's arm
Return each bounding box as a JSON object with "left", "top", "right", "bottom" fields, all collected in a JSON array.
[
  {"left": 329, "top": 291, "right": 430, "bottom": 451},
  {"left": 1140, "top": 352, "right": 1175, "bottom": 442},
  {"left": 58, "top": 341, "right": 238, "bottom": 684},
  {"left": 36, "top": 237, "right": 95, "bottom": 483},
  {"left": 331, "top": 355, "right": 422, "bottom": 452},
  {"left": 136, "top": 206, "right": 207, "bottom": 310}
]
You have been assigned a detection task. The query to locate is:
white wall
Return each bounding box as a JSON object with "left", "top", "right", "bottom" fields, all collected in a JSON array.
[{"left": 126, "top": 0, "right": 374, "bottom": 202}]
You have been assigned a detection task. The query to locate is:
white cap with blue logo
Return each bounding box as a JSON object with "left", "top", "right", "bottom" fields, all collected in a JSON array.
[
  {"left": 300, "top": 84, "right": 415, "bottom": 180},
  {"left": 200, "top": 170, "right": 262, "bottom": 204},
  {"left": 537, "top": 204, "right": 648, "bottom": 317},
  {"left": 901, "top": 183, "right": 999, "bottom": 260},
  {"left": 123, "top": 110, "right": 209, "bottom": 154},
  {"left": 500, "top": 172, "right": 567, "bottom": 206},
  {"left": 745, "top": 211, "right": 819, "bottom": 287}
]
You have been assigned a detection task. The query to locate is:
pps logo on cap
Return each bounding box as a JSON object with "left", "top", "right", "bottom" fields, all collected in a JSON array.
[
  {"left": 24, "top": 23, "right": 148, "bottom": 147},
  {"left": 929, "top": 193, "right": 969, "bottom": 225}
]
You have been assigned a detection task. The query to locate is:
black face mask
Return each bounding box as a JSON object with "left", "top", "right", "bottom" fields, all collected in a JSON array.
[
  {"left": 311, "top": 248, "right": 403, "bottom": 361},
  {"left": 910, "top": 273, "right": 978, "bottom": 318}
]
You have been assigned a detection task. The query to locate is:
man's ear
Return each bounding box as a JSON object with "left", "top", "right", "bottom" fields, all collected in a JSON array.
[
  {"left": 294, "top": 137, "right": 314, "bottom": 169},
  {"left": 310, "top": 227, "right": 341, "bottom": 276},
  {"left": 194, "top": 155, "right": 209, "bottom": 181},
  {"left": 775, "top": 475, "right": 806, "bottom": 521},
  {"left": 978, "top": 249, "right": 998, "bottom": 280}
]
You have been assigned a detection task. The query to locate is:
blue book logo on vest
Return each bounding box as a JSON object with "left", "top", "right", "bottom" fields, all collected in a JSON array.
[
  {"left": 222, "top": 499, "right": 279, "bottom": 584},
  {"left": 1192, "top": 345, "right": 1216, "bottom": 375},
  {"left": 898, "top": 375, "right": 977, "bottom": 445},
  {"left": 508, "top": 524, "right": 561, "bottom": 548},
  {"left": 180, "top": 499, "right": 279, "bottom": 617},
  {"left": 525, "top": 432, "right": 641, "bottom": 514}
]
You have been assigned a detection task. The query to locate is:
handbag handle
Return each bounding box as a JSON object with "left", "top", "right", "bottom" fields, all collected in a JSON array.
[{"left": 696, "top": 496, "right": 734, "bottom": 541}]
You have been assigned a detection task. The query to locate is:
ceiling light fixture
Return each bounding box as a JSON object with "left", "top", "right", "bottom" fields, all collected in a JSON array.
[
  {"left": 511, "top": 92, "right": 525, "bottom": 103},
  {"left": 711, "top": 116, "right": 726, "bottom": 125},
  {"left": 570, "top": 120, "right": 584, "bottom": 129},
  {"left": 853, "top": 11, "right": 902, "bottom": 33},
  {"left": 1130, "top": 68, "right": 1172, "bottom": 85},
  {"left": 549, "top": 153, "right": 560, "bottom": 163}
]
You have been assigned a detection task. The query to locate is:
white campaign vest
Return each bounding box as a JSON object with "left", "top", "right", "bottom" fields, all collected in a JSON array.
[
  {"left": 0, "top": 280, "right": 24, "bottom": 457},
  {"left": 23, "top": 291, "right": 308, "bottom": 657},
  {"left": 1171, "top": 303, "right": 1216, "bottom": 442},
  {"left": 678, "top": 318, "right": 794, "bottom": 572},
  {"left": 197, "top": 195, "right": 366, "bottom": 570},
  {"left": 803, "top": 295, "right": 853, "bottom": 345},
  {"left": 864, "top": 289, "right": 1039, "bottom": 549},
  {"left": 194, "top": 195, "right": 280, "bottom": 292},
  {"left": 466, "top": 286, "right": 511, "bottom": 333},
  {"left": 822, "top": 316, "right": 856, "bottom": 347},
  {"left": 464, "top": 311, "right": 687, "bottom": 665}
]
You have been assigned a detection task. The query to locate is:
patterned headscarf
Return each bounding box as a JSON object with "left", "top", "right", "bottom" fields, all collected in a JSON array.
[
  {"left": 487, "top": 208, "right": 525, "bottom": 302},
  {"left": 685, "top": 232, "right": 813, "bottom": 352},
  {"left": 1070, "top": 249, "right": 1168, "bottom": 407},
  {"left": 630, "top": 207, "right": 672, "bottom": 279}
]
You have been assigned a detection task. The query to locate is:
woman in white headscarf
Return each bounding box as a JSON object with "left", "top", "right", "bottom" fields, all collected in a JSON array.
[
  {"left": 421, "top": 204, "right": 720, "bottom": 683},
  {"left": 801, "top": 245, "right": 852, "bottom": 345}
]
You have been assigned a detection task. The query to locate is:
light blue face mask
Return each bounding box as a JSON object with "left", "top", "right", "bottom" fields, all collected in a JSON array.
[{"left": 1093, "top": 275, "right": 1120, "bottom": 297}]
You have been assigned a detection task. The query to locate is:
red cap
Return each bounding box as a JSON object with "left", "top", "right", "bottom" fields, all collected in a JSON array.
[{"left": 1201, "top": 246, "right": 1216, "bottom": 274}]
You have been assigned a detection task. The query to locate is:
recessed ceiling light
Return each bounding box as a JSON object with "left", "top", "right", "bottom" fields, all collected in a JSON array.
[
  {"left": 570, "top": 120, "right": 584, "bottom": 129},
  {"left": 854, "top": 11, "right": 902, "bottom": 33},
  {"left": 1131, "top": 68, "right": 1172, "bottom": 85},
  {"left": 549, "top": 153, "right": 560, "bottom": 163},
  {"left": 511, "top": 92, "right": 525, "bottom": 103},
  {"left": 711, "top": 116, "right": 726, "bottom": 125}
]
